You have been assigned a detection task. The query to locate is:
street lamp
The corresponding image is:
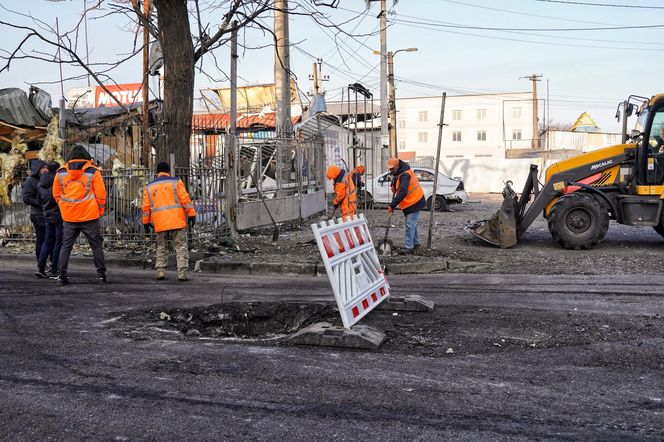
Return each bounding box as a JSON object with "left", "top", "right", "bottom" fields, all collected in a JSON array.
[{"left": 374, "top": 47, "right": 418, "bottom": 158}]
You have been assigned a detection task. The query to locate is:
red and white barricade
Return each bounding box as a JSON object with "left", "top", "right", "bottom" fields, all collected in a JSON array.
[{"left": 312, "top": 214, "right": 390, "bottom": 329}]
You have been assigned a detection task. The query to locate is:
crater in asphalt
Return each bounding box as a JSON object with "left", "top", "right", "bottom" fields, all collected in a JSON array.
[
  {"left": 121, "top": 302, "right": 341, "bottom": 340},
  {"left": 113, "top": 303, "right": 664, "bottom": 367}
]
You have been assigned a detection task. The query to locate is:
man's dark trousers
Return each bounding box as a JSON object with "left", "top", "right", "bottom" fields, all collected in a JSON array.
[{"left": 58, "top": 219, "right": 106, "bottom": 276}]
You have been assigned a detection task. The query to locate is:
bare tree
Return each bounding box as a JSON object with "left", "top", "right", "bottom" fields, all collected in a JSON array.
[{"left": 1, "top": 1, "right": 374, "bottom": 167}]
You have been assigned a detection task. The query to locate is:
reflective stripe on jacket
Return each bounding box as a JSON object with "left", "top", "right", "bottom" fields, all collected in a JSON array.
[
  {"left": 391, "top": 169, "right": 425, "bottom": 210},
  {"left": 53, "top": 160, "right": 106, "bottom": 222},
  {"left": 142, "top": 173, "right": 196, "bottom": 232},
  {"left": 333, "top": 170, "right": 357, "bottom": 217}
]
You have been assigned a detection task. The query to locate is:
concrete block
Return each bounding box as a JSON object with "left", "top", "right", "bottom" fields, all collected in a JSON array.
[
  {"left": 287, "top": 322, "right": 385, "bottom": 350},
  {"left": 198, "top": 260, "right": 252, "bottom": 274},
  {"left": 377, "top": 295, "right": 434, "bottom": 312}
]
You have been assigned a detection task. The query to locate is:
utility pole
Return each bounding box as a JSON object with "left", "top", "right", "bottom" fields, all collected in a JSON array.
[
  {"left": 227, "top": 22, "right": 239, "bottom": 238},
  {"left": 274, "top": 0, "right": 292, "bottom": 194},
  {"left": 379, "top": 0, "right": 389, "bottom": 164},
  {"left": 521, "top": 73, "right": 542, "bottom": 149},
  {"left": 387, "top": 51, "right": 397, "bottom": 158},
  {"left": 141, "top": 0, "right": 150, "bottom": 167},
  {"left": 427, "top": 93, "right": 446, "bottom": 250},
  {"left": 309, "top": 59, "right": 329, "bottom": 97}
]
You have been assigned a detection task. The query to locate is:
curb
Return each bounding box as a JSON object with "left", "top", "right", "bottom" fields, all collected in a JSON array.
[
  {"left": 198, "top": 259, "right": 318, "bottom": 276},
  {"left": 1, "top": 253, "right": 454, "bottom": 276},
  {"left": 0, "top": 253, "right": 146, "bottom": 269}
]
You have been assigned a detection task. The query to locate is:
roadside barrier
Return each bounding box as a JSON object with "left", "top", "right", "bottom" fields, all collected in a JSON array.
[{"left": 312, "top": 214, "right": 390, "bottom": 329}]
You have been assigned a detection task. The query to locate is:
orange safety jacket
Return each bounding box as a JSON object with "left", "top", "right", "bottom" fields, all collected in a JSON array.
[
  {"left": 142, "top": 173, "right": 196, "bottom": 233},
  {"left": 333, "top": 170, "right": 357, "bottom": 217},
  {"left": 391, "top": 169, "right": 425, "bottom": 210},
  {"left": 53, "top": 160, "right": 107, "bottom": 223}
]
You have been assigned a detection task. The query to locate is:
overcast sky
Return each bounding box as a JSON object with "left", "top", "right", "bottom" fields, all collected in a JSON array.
[{"left": 2, "top": 0, "right": 664, "bottom": 132}]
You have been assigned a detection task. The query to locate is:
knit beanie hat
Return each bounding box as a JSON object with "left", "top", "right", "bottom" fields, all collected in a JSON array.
[{"left": 69, "top": 144, "right": 92, "bottom": 160}]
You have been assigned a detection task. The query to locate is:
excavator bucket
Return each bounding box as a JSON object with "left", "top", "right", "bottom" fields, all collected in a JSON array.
[{"left": 467, "top": 181, "right": 519, "bottom": 248}]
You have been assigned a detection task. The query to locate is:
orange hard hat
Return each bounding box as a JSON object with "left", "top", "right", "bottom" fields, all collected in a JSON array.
[
  {"left": 326, "top": 165, "right": 341, "bottom": 180},
  {"left": 356, "top": 165, "right": 365, "bottom": 174},
  {"left": 387, "top": 157, "right": 399, "bottom": 169}
]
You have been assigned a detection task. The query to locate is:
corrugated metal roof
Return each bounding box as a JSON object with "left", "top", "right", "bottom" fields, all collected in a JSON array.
[
  {"left": 0, "top": 88, "right": 51, "bottom": 128},
  {"left": 192, "top": 112, "right": 300, "bottom": 130}
]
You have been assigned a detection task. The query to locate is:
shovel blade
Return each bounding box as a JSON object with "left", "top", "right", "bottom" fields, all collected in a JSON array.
[
  {"left": 467, "top": 183, "right": 519, "bottom": 248},
  {"left": 377, "top": 239, "right": 393, "bottom": 256}
]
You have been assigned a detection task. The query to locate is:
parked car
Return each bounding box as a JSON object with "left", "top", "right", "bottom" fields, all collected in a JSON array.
[{"left": 365, "top": 166, "right": 468, "bottom": 211}]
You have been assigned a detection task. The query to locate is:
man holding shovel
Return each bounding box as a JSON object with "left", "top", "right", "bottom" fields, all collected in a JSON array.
[
  {"left": 386, "top": 157, "right": 425, "bottom": 254},
  {"left": 142, "top": 162, "right": 196, "bottom": 281},
  {"left": 326, "top": 165, "right": 357, "bottom": 220}
]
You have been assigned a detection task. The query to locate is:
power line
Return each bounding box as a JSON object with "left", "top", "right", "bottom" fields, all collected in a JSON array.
[
  {"left": 392, "top": 16, "right": 664, "bottom": 32},
  {"left": 441, "top": 0, "right": 620, "bottom": 26},
  {"left": 535, "top": 0, "right": 664, "bottom": 9},
  {"left": 392, "top": 20, "right": 664, "bottom": 52}
]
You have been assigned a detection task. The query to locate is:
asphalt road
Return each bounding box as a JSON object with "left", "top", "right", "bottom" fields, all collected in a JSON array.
[{"left": 1, "top": 261, "right": 663, "bottom": 441}]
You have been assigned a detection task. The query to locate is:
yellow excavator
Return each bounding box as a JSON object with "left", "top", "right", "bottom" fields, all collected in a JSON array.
[{"left": 470, "top": 93, "right": 664, "bottom": 249}]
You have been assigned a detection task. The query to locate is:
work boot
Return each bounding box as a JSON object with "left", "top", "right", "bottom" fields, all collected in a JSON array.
[
  {"left": 155, "top": 269, "right": 166, "bottom": 280},
  {"left": 97, "top": 271, "right": 108, "bottom": 285},
  {"left": 177, "top": 269, "right": 188, "bottom": 281}
]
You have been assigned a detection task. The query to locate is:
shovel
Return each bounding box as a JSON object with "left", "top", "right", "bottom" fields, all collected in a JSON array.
[
  {"left": 377, "top": 211, "right": 394, "bottom": 256},
  {"left": 327, "top": 205, "right": 338, "bottom": 221}
]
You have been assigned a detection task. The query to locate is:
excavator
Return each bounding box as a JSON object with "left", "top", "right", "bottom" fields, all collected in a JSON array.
[{"left": 469, "top": 93, "right": 664, "bottom": 249}]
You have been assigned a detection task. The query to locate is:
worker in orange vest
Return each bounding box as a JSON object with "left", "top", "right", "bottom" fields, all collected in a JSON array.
[
  {"left": 387, "top": 157, "right": 425, "bottom": 254},
  {"left": 326, "top": 165, "right": 357, "bottom": 219},
  {"left": 142, "top": 162, "right": 197, "bottom": 281},
  {"left": 351, "top": 164, "right": 365, "bottom": 192},
  {"left": 53, "top": 145, "right": 107, "bottom": 285}
]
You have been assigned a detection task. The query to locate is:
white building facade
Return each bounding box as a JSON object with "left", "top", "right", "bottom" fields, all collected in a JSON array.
[
  {"left": 394, "top": 92, "right": 537, "bottom": 192},
  {"left": 396, "top": 92, "right": 534, "bottom": 159}
]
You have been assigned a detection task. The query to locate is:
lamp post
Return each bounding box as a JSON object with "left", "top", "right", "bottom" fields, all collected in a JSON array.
[
  {"left": 375, "top": 47, "right": 418, "bottom": 158},
  {"left": 388, "top": 48, "right": 417, "bottom": 158}
]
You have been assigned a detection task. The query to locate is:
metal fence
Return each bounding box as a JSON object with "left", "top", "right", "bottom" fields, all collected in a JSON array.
[{"left": 1, "top": 164, "right": 229, "bottom": 247}]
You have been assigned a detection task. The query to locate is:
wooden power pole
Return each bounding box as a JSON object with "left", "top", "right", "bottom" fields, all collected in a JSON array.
[
  {"left": 521, "top": 73, "right": 542, "bottom": 149},
  {"left": 274, "top": 0, "right": 292, "bottom": 194},
  {"left": 141, "top": 0, "right": 150, "bottom": 167}
]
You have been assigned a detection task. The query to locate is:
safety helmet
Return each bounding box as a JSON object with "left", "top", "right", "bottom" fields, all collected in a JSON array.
[
  {"left": 326, "top": 165, "right": 341, "bottom": 180},
  {"left": 387, "top": 157, "right": 399, "bottom": 170},
  {"left": 356, "top": 165, "right": 365, "bottom": 174}
]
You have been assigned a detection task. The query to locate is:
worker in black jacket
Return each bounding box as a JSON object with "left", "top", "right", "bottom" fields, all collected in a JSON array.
[
  {"left": 22, "top": 159, "right": 47, "bottom": 273},
  {"left": 36, "top": 162, "right": 63, "bottom": 278}
]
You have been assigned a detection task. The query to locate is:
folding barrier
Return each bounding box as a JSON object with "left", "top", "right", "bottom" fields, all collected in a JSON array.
[{"left": 312, "top": 214, "right": 390, "bottom": 329}]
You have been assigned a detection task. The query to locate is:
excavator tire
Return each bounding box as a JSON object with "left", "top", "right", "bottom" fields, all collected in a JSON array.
[{"left": 548, "top": 192, "right": 609, "bottom": 250}]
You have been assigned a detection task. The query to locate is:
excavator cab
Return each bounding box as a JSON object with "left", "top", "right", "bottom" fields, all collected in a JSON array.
[{"left": 469, "top": 93, "right": 664, "bottom": 249}]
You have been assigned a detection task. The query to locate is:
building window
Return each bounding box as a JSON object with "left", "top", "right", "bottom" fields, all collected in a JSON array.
[
  {"left": 476, "top": 109, "right": 487, "bottom": 120},
  {"left": 398, "top": 120, "right": 406, "bottom": 129},
  {"left": 512, "top": 129, "right": 522, "bottom": 140},
  {"left": 477, "top": 130, "right": 486, "bottom": 141},
  {"left": 452, "top": 110, "right": 462, "bottom": 121},
  {"left": 398, "top": 141, "right": 406, "bottom": 149},
  {"left": 418, "top": 111, "right": 428, "bottom": 122},
  {"left": 418, "top": 132, "right": 428, "bottom": 143},
  {"left": 452, "top": 131, "right": 462, "bottom": 142},
  {"left": 513, "top": 107, "right": 522, "bottom": 119}
]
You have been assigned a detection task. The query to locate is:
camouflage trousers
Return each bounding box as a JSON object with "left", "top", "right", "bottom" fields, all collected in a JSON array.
[{"left": 155, "top": 229, "right": 189, "bottom": 271}]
